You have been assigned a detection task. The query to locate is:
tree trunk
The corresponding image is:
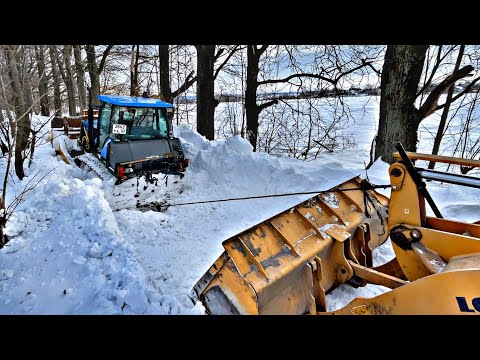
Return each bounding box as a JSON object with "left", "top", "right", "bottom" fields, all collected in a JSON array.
[
  {"left": 0, "top": 108, "right": 5, "bottom": 134},
  {"left": 61, "top": 46, "right": 77, "bottom": 116},
  {"left": 0, "top": 216, "right": 6, "bottom": 248},
  {"left": 159, "top": 45, "right": 173, "bottom": 103},
  {"left": 428, "top": 45, "right": 465, "bottom": 169},
  {"left": 74, "top": 45, "right": 87, "bottom": 111},
  {"left": 49, "top": 46, "right": 62, "bottom": 116},
  {"left": 130, "top": 45, "right": 135, "bottom": 96},
  {"left": 5, "top": 109, "right": 16, "bottom": 140},
  {"left": 245, "top": 45, "right": 260, "bottom": 151},
  {"left": 374, "top": 45, "right": 428, "bottom": 162},
  {"left": 23, "top": 78, "right": 34, "bottom": 118},
  {"left": 130, "top": 45, "right": 140, "bottom": 96},
  {"left": 86, "top": 45, "right": 100, "bottom": 107},
  {"left": 6, "top": 45, "right": 30, "bottom": 180},
  {"left": 28, "top": 130, "right": 36, "bottom": 167},
  {"left": 158, "top": 45, "right": 199, "bottom": 107},
  {"left": 34, "top": 45, "right": 50, "bottom": 116},
  {"left": 6, "top": 45, "right": 28, "bottom": 119},
  {"left": 0, "top": 132, "right": 12, "bottom": 247},
  {"left": 20, "top": 47, "right": 34, "bottom": 117},
  {"left": 196, "top": 45, "right": 217, "bottom": 140}
]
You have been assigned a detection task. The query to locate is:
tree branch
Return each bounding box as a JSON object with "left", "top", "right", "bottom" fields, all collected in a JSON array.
[
  {"left": 53, "top": 46, "right": 67, "bottom": 83},
  {"left": 364, "top": 61, "right": 381, "bottom": 76},
  {"left": 73, "top": 45, "right": 85, "bottom": 68},
  {"left": 418, "top": 65, "right": 474, "bottom": 119},
  {"left": 171, "top": 71, "right": 197, "bottom": 99},
  {"left": 98, "top": 45, "right": 114, "bottom": 74},
  {"left": 436, "top": 76, "right": 480, "bottom": 112},
  {"left": 257, "top": 45, "right": 269, "bottom": 56},
  {"left": 258, "top": 98, "right": 278, "bottom": 113},
  {"left": 214, "top": 45, "right": 241, "bottom": 80},
  {"left": 415, "top": 45, "right": 458, "bottom": 98},
  {"left": 258, "top": 59, "right": 374, "bottom": 87},
  {"left": 258, "top": 73, "right": 337, "bottom": 86},
  {"left": 213, "top": 47, "right": 224, "bottom": 62},
  {"left": 6, "top": 168, "right": 55, "bottom": 220},
  {"left": 333, "top": 60, "right": 375, "bottom": 83}
]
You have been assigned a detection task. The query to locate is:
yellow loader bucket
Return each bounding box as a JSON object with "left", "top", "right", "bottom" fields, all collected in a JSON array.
[
  {"left": 191, "top": 146, "right": 480, "bottom": 315},
  {"left": 190, "top": 176, "right": 390, "bottom": 315}
]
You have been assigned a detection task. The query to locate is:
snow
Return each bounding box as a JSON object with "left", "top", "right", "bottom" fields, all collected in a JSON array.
[
  {"left": 225, "top": 135, "right": 254, "bottom": 154},
  {"left": 51, "top": 134, "right": 76, "bottom": 165},
  {"left": 1, "top": 95, "right": 480, "bottom": 314}
]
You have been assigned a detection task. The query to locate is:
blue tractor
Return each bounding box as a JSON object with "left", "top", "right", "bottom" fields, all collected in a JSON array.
[{"left": 78, "top": 93, "right": 188, "bottom": 185}]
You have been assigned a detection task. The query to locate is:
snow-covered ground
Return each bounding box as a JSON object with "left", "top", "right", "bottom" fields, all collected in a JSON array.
[{"left": 1, "top": 96, "right": 480, "bottom": 314}]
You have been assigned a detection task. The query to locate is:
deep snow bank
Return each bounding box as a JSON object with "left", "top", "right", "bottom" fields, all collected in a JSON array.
[
  {"left": 0, "top": 142, "right": 169, "bottom": 314},
  {"left": 2, "top": 120, "right": 479, "bottom": 315},
  {"left": 113, "top": 127, "right": 369, "bottom": 314}
]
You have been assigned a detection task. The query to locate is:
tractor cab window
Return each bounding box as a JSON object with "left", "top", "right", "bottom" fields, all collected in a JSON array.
[
  {"left": 108, "top": 106, "right": 126, "bottom": 139},
  {"left": 155, "top": 109, "right": 169, "bottom": 137},
  {"left": 109, "top": 106, "right": 168, "bottom": 140},
  {"left": 98, "top": 102, "right": 112, "bottom": 148}
]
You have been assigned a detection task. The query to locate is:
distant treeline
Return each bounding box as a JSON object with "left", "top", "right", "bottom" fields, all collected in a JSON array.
[{"left": 175, "top": 80, "right": 480, "bottom": 104}]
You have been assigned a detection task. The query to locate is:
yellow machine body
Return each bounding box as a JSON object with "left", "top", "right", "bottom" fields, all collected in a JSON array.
[{"left": 191, "top": 149, "right": 480, "bottom": 315}]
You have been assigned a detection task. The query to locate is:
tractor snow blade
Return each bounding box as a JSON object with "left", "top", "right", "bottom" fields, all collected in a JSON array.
[{"left": 190, "top": 176, "right": 390, "bottom": 315}]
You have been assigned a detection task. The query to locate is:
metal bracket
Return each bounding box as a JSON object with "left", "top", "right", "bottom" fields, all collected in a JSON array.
[
  {"left": 326, "top": 224, "right": 354, "bottom": 283},
  {"left": 389, "top": 164, "right": 405, "bottom": 191},
  {"left": 308, "top": 256, "right": 327, "bottom": 312},
  {"left": 390, "top": 225, "right": 422, "bottom": 250}
]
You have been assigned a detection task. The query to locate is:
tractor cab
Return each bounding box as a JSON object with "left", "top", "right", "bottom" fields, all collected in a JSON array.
[{"left": 79, "top": 94, "right": 188, "bottom": 184}]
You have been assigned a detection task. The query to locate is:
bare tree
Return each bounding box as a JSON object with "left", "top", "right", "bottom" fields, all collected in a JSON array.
[
  {"left": 130, "top": 45, "right": 140, "bottom": 96},
  {"left": 215, "top": 48, "right": 248, "bottom": 138},
  {"left": 445, "top": 90, "right": 480, "bottom": 175},
  {"left": 0, "top": 104, "right": 52, "bottom": 247},
  {"left": 4, "top": 45, "right": 31, "bottom": 180},
  {"left": 21, "top": 47, "right": 35, "bottom": 116},
  {"left": 196, "top": 45, "right": 217, "bottom": 139},
  {"left": 74, "top": 45, "right": 87, "bottom": 111},
  {"left": 245, "top": 45, "right": 381, "bottom": 151},
  {"left": 427, "top": 46, "right": 465, "bottom": 169},
  {"left": 0, "top": 71, "right": 17, "bottom": 140},
  {"left": 0, "top": 114, "right": 15, "bottom": 246},
  {"left": 375, "top": 45, "right": 479, "bottom": 162},
  {"left": 55, "top": 45, "right": 77, "bottom": 116},
  {"left": 159, "top": 45, "right": 173, "bottom": 102},
  {"left": 0, "top": 45, "right": 55, "bottom": 245},
  {"left": 0, "top": 163, "right": 53, "bottom": 247},
  {"left": 158, "top": 45, "right": 197, "bottom": 104},
  {"left": 34, "top": 45, "right": 50, "bottom": 116},
  {"left": 245, "top": 45, "right": 268, "bottom": 150},
  {"left": 85, "top": 45, "right": 113, "bottom": 106},
  {"left": 49, "top": 45, "right": 62, "bottom": 116},
  {"left": 195, "top": 45, "right": 240, "bottom": 140}
]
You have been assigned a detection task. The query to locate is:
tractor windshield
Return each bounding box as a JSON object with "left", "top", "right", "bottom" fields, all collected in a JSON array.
[{"left": 111, "top": 106, "right": 168, "bottom": 140}]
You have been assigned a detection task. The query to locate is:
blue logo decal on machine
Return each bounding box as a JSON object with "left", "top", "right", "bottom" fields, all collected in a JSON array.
[{"left": 456, "top": 297, "right": 480, "bottom": 312}]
